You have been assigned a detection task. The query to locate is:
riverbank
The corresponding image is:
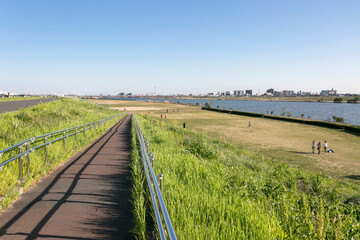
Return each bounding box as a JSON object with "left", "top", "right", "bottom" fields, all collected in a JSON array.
[
  {"left": 91, "top": 99, "right": 360, "bottom": 187},
  {"left": 107, "top": 95, "right": 360, "bottom": 104},
  {"left": 203, "top": 107, "right": 360, "bottom": 134}
]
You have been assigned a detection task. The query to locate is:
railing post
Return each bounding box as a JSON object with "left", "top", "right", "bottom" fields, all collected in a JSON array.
[
  {"left": 63, "top": 131, "right": 66, "bottom": 152},
  {"left": 75, "top": 127, "right": 78, "bottom": 148},
  {"left": 26, "top": 142, "right": 30, "bottom": 178},
  {"left": 148, "top": 152, "right": 154, "bottom": 166},
  {"left": 18, "top": 146, "right": 23, "bottom": 181},
  {"left": 83, "top": 126, "right": 86, "bottom": 138},
  {"left": 44, "top": 136, "right": 48, "bottom": 164},
  {"left": 157, "top": 174, "right": 163, "bottom": 192},
  {"left": 144, "top": 139, "right": 149, "bottom": 152},
  {"left": 151, "top": 156, "right": 155, "bottom": 167}
]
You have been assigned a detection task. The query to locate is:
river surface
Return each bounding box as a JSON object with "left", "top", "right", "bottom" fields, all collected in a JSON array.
[{"left": 110, "top": 98, "right": 360, "bottom": 126}]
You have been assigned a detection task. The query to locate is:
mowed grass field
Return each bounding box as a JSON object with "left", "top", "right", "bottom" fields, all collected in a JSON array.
[{"left": 90, "top": 99, "right": 360, "bottom": 187}]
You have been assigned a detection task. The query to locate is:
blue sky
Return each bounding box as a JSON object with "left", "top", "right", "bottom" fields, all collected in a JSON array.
[{"left": 1, "top": 0, "right": 359, "bottom": 95}]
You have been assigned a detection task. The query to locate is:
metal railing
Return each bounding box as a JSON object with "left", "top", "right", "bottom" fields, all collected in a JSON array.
[
  {"left": 0, "top": 113, "right": 125, "bottom": 180},
  {"left": 133, "top": 114, "right": 177, "bottom": 240}
]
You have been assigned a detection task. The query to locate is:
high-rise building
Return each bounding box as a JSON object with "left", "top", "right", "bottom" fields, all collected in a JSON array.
[{"left": 245, "top": 90, "right": 252, "bottom": 96}]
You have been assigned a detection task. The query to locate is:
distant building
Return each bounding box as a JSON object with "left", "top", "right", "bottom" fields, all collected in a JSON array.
[
  {"left": 297, "top": 91, "right": 311, "bottom": 96},
  {"left": 225, "top": 91, "right": 231, "bottom": 96},
  {"left": 245, "top": 90, "right": 252, "bottom": 96},
  {"left": 207, "top": 93, "right": 215, "bottom": 96},
  {"left": 275, "top": 91, "right": 283, "bottom": 97},
  {"left": 282, "top": 90, "right": 294, "bottom": 97},
  {"left": 266, "top": 88, "right": 275, "bottom": 95},
  {"left": 233, "top": 90, "right": 244, "bottom": 96},
  {"left": 320, "top": 88, "right": 337, "bottom": 96}
]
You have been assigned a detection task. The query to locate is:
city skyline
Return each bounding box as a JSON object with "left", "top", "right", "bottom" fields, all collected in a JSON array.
[{"left": 1, "top": 1, "right": 360, "bottom": 95}]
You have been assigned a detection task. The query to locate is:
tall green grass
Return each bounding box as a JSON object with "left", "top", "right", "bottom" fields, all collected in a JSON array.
[
  {"left": 0, "top": 98, "right": 123, "bottom": 210},
  {"left": 135, "top": 114, "right": 360, "bottom": 239},
  {"left": 130, "top": 118, "right": 146, "bottom": 239}
]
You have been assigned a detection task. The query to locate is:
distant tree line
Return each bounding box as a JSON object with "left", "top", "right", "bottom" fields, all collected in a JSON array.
[
  {"left": 333, "top": 97, "right": 359, "bottom": 103},
  {"left": 347, "top": 97, "right": 359, "bottom": 103}
]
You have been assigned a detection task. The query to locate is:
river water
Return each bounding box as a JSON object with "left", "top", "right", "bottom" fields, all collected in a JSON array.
[{"left": 111, "top": 98, "right": 360, "bottom": 126}]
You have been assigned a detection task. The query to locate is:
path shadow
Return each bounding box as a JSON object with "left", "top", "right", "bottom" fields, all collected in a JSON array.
[
  {"left": 345, "top": 175, "right": 360, "bottom": 181},
  {"left": 289, "top": 151, "right": 314, "bottom": 155},
  {"left": 80, "top": 114, "right": 133, "bottom": 240}
]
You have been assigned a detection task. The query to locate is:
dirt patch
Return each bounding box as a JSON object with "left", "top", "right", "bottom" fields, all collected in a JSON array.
[{"left": 110, "top": 107, "right": 166, "bottom": 111}]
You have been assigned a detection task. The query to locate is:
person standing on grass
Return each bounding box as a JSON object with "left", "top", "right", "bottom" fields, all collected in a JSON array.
[
  {"left": 248, "top": 121, "right": 252, "bottom": 127},
  {"left": 317, "top": 141, "right": 322, "bottom": 154},
  {"left": 312, "top": 141, "right": 315, "bottom": 154},
  {"left": 323, "top": 141, "right": 328, "bottom": 153}
]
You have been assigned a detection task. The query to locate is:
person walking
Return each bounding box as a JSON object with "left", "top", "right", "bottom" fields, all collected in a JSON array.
[
  {"left": 323, "top": 141, "right": 328, "bottom": 154},
  {"left": 312, "top": 141, "right": 315, "bottom": 154},
  {"left": 317, "top": 141, "right": 322, "bottom": 154}
]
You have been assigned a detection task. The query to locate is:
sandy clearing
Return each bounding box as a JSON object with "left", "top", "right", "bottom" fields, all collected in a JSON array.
[{"left": 110, "top": 107, "right": 166, "bottom": 111}]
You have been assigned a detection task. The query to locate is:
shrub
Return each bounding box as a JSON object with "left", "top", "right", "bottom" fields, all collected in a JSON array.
[
  {"left": 334, "top": 98, "right": 343, "bottom": 103},
  {"left": 347, "top": 97, "right": 359, "bottom": 104},
  {"left": 332, "top": 115, "right": 345, "bottom": 123}
]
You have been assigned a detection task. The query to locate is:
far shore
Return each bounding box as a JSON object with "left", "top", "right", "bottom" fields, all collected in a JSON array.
[{"left": 99, "top": 96, "right": 360, "bottom": 104}]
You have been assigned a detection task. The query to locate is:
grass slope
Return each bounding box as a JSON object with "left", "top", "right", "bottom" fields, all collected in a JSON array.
[
  {"left": 135, "top": 114, "right": 360, "bottom": 239},
  {"left": 0, "top": 98, "right": 123, "bottom": 210},
  {"left": 101, "top": 99, "right": 360, "bottom": 186}
]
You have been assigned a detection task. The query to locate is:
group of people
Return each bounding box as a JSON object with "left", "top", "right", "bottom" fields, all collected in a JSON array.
[{"left": 312, "top": 140, "right": 328, "bottom": 154}]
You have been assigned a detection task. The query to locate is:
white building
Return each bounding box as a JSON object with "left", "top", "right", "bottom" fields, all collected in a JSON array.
[{"left": 233, "top": 90, "right": 244, "bottom": 96}]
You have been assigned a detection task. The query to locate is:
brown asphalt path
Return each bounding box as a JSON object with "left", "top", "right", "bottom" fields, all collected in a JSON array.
[
  {"left": 0, "top": 98, "right": 59, "bottom": 114},
  {"left": 0, "top": 114, "right": 134, "bottom": 240}
]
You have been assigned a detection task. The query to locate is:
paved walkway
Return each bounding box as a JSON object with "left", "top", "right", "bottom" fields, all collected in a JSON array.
[
  {"left": 0, "top": 98, "right": 59, "bottom": 114},
  {"left": 0, "top": 114, "right": 134, "bottom": 240}
]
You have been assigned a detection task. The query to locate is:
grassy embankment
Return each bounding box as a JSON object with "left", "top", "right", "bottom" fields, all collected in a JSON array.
[
  {"left": 92, "top": 99, "right": 360, "bottom": 186},
  {"left": 135, "top": 114, "right": 359, "bottom": 239},
  {"left": 0, "top": 96, "right": 42, "bottom": 102},
  {"left": 0, "top": 98, "right": 123, "bottom": 210}
]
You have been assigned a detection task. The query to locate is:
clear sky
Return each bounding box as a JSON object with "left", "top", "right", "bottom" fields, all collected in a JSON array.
[{"left": 1, "top": 0, "right": 360, "bottom": 95}]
